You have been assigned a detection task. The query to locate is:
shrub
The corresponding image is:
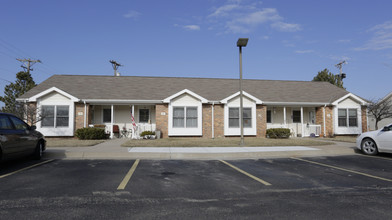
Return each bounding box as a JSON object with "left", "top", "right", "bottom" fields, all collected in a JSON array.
[
  {"left": 140, "top": 131, "right": 155, "bottom": 137},
  {"left": 75, "top": 128, "right": 107, "bottom": 140},
  {"left": 266, "top": 128, "right": 291, "bottom": 139}
]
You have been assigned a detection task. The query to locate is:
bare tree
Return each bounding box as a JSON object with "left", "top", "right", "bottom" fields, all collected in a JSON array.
[
  {"left": 15, "top": 102, "right": 47, "bottom": 126},
  {"left": 368, "top": 98, "right": 392, "bottom": 130}
]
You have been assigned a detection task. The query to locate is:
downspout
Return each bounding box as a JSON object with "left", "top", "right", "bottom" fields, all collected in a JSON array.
[
  {"left": 300, "top": 107, "right": 304, "bottom": 137},
  {"left": 84, "top": 101, "right": 87, "bottom": 128},
  {"left": 323, "top": 104, "right": 326, "bottom": 137},
  {"left": 212, "top": 102, "right": 215, "bottom": 139},
  {"left": 110, "top": 104, "right": 114, "bottom": 139}
]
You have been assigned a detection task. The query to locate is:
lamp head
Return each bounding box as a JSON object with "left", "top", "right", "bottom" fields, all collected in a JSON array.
[{"left": 237, "top": 38, "right": 248, "bottom": 47}]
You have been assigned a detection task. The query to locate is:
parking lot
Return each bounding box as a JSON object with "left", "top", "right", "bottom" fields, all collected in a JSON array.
[{"left": 1, "top": 154, "right": 392, "bottom": 219}]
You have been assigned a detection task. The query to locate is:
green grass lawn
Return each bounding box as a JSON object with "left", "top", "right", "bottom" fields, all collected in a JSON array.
[{"left": 46, "top": 138, "right": 105, "bottom": 147}]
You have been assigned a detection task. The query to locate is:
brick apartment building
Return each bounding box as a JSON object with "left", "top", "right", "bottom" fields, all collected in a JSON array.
[{"left": 18, "top": 75, "right": 368, "bottom": 138}]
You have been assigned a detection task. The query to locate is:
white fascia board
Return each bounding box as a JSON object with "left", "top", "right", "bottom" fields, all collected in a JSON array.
[
  {"left": 82, "top": 99, "right": 162, "bottom": 104},
  {"left": 220, "top": 91, "right": 263, "bottom": 104},
  {"left": 15, "top": 98, "right": 28, "bottom": 102},
  {"left": 163, "top": 89, "right": 208, "bottom": 103},
  {"left": 332, "top": 93, "right": 367, "bottom": 106},
  {"left": 263, "top": 101, "right": 329, "bottom": 107},
  {"left": 29, "top": 87, "right": 79, "bottom": 102}
]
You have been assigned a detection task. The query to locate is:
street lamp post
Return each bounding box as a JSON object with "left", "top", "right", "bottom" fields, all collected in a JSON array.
[{"left": 237, "top": 38, "right": 248, "bottom": 146}]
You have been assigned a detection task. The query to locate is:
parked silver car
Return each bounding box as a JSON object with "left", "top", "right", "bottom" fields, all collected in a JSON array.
[
  {"left": 356, "top": 124, "right": 392, "bottom": 155},
  {"left": 0, "top": 113, "right": 46, "bottom": 161}
]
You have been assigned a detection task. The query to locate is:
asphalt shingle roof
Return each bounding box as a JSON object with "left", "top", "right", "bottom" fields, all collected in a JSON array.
[{"left": 20, "top": 75, "right": 349, "bottom": 103}]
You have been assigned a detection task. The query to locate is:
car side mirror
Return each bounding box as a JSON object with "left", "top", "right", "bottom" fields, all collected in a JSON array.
[
  {"left": 382, "top": 126, "right": 389, "bottom": 132},
  {"left": 30, "top": 125, "right": 37, "bottom": 130}
]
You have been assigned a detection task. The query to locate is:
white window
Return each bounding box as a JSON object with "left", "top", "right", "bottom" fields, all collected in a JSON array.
[
  {"left": 42, "top": 105, "right": 69, "bottom": 127},
  {"left": 229, "top": 107, "right": 251, "bottom": 128},
  {"left": 338, "top": 108, "right": 357, "bottom": 127},
  {"left": 173, "top": 107, "right": 198, "bottom": 128}
]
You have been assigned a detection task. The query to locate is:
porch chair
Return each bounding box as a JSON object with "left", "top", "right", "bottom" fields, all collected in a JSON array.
[{"left": 112, "top": 125, "right": 120, "bottom": 138}]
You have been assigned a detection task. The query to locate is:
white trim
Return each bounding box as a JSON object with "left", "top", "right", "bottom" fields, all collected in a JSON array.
[
  {"left": 29, "top": 87, "right": 79, "bottom": 102},
  {"left": 332, "top": 93, "right": 367, "bottom": 106},
  {"left": 221, "top": 91, "right": 262, "bottom": 104},
  {"left": 163, "top": 89, "right": 208, "bottom": 103},
  {"left": 263, "top": 101, "right": 328, "bottom": 106},
  {"left": 301, "top": 107, "right": 304, "bottom": 137},
  {"left": 83, "top": 99, "right": 162, "bottom": 104}
]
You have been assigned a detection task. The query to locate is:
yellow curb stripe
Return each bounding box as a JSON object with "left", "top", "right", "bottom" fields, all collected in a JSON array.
[
  {"left": 220, "top": 160, "right": 271, "bottom": 186},
  {"left": 0, "top": 159, "right": 55, "bottom": 179},
  {"left": 292, "top": 157, "right": 392, "bottom": 183},
  {"left": 117, "top": 159, "right": 140, "bottom": 190}
]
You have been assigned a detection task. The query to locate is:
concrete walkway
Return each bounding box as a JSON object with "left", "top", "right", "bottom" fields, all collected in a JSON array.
[{"left": 43, "top": 139, "right": 359, "bottom": 160}]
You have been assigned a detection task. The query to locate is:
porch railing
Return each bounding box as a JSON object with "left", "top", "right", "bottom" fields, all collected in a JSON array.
[
  {"left": 303, "top": 124, "right": 321, "bottom": 137},
  {"left": 267, "top": 124, "right": 321, "bottom": 137}
]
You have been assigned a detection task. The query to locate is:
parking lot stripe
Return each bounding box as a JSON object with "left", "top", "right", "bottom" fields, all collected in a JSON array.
[
  {"left": 292, "top": 157, "right": 392, "bottom": 183},
  {"left": 0, "top": 159, "right": 55, "bottom": 179},
  {"left": 117, "top": 159, "right": 140, "bottom": 190},
  {"left": 219, "top": 160, "right": 271, "bottom": 186}
]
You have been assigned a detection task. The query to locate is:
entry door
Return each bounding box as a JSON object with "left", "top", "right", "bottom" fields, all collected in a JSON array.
[{"left": 309, "top": 111, "right": 315, "bottom": 124}]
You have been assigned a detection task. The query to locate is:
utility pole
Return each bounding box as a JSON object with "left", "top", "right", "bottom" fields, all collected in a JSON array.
[
  {"left": 109, "top": 60, "right": 122, "bottom": 76},
  {"left": 16, "top": 58, "right": 41, "bottom": 74},
  {"left": 335, "top": 60, "right": 347, "bottom": 88}
]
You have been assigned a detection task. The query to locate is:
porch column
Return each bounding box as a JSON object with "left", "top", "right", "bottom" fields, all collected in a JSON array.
[
  {"left": 323, "top": 105, "right": 326, "bottom": 137},
  {"left": 84, "top": 101, "right": 87, "bottom": 128},
  {"left": 283, "top": 107, "right": 287, "bottom": 128},
  {"left": 301, "top": 107, "right": 304, "bottom": 137},
  {"left": 212, "top": 103, "right": 215, "bottom": 139},
  {"left": 110, "top": 104, "right": 114, "bottom": 139},
  {"left": 132, "top": 105, "right": 135, "bottom": 138}
]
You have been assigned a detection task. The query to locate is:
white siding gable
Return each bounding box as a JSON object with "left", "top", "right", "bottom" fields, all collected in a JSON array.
[
  {"left": 334, "top": 97, "right": 362, "bottom": 134},
  {"left": 224, "top": 95, "right": 257, "bottom": 136},
  {"left": 168, "top": 93, "right": 203, "bottom": 136},
  {"left": 37, "top": 91, "right": 75, "bottom": 136}
]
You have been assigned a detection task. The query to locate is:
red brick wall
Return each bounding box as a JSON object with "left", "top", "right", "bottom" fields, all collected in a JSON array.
[
  {"left": 74, "top": 103, "right": 89, "bottom": 132},
  {"left": 155, "top": 104, "right": 168, "bottom": 138},
  {"left": 315, "top": 105, "right": 334, "bottom": 137},
  {"left": 214, "top": 104, "right": 224, "bottom": 138},
  {"left": 361, "top": 106, "right": 368, "bottom": 132},
  {"left": 256, "top": 105, "right": 267, "bottom": 137},
  {"left": 202, "top": 105, "right": 212, "bottom": 138}
]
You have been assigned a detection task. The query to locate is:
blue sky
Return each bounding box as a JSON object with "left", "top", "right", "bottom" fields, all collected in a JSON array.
[{"left": 1, "top": 0, "right": 392, "bottom": 107}]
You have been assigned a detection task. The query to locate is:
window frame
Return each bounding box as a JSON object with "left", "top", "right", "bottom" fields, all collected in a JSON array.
[
  {"left": 172, "top": 106, "right": 198, "bottom": 128},
  {"left": 228, "top": 107, "right": 252, "bottom": 128},
  {"left": 338, "top": 108, "right": 358, "bottom": 127},
  {"left": 41, "top": 105, "right": 70, "bottom": 128},
  {"left": 139, "top": 109, "right": 150, "bottom": 123},
  {"left": 292, "top": 110, "right": 301, "bottom": 123},
  {"left": 266, "top": 110, "right": 272, "bottom": 123},
  {"left": 102, "top": 108, "right": 111, "bottom": 123}
]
